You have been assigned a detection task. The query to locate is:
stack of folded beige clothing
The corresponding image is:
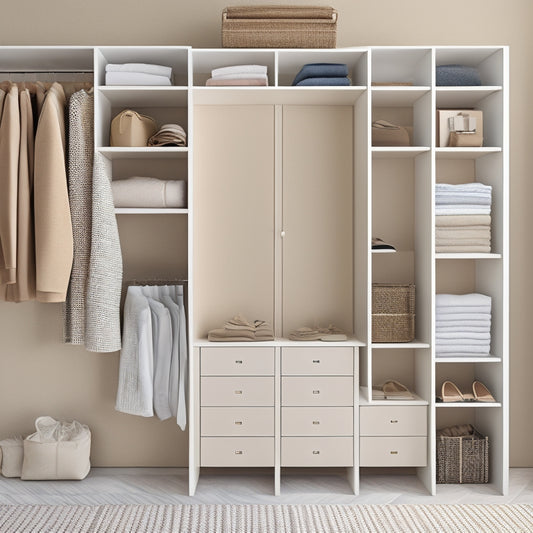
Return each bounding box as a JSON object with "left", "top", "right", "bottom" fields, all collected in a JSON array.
[
  {"left": 208, "top": 315, "right": 274, "bottom": 341},
  {"left": 289, "top": 325, "right": 347, "bottom": 341},
  {"left": 148, "top": 124, "right": 187, "bottom": 147},
  {"left": 112, "top": 177, "right": 186, "bottom": 208},
  {"left": 206, "top": 65, "right": 268, "bottom": 86},
  {"left": 436, "top": 183, "right": 492, "bottom": 253},
  {"left": 372, "top": 119, "right": 412, "bottom": 146}
]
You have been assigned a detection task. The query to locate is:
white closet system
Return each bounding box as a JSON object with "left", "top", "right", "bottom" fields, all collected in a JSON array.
[{"left": 1, "top": 45, "right": 508, "bottom": 498}]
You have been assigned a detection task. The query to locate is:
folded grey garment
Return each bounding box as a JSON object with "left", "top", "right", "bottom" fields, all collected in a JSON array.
[
  {"left": 105, "top": 63, "right": 172, "bottom": 79},
  {"left": 105, "top": 72, "right": 172, "bottom": 86},
  {"left": 206, "top": 78, "right": 268, "bottom": 86},
  {"left": 372, "top": 119, "right": 411, "bottom": 146},
  {"left": 436, "top": 65, "right": 482, "bottom": 86},
  {"left": 112, "top": 177, "right": 186, "bottom": 208}
]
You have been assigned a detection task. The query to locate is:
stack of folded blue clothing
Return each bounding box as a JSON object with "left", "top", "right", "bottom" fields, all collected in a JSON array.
[{"left": 292, "top": 63, "right": 350, "bottom": 86}]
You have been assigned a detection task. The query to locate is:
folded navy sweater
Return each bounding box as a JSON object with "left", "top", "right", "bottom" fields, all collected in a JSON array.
[{"left": 292, "top": 63, "right": 349, "bottom": 86}]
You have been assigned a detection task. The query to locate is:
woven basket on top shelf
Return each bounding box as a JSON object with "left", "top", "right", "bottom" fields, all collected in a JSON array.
[
  {"left": 436, "top": 425, "right": 489, "bottom": 484},
  {"left": 372, "top": 283, "right": 415, "bottom": 343},
  {"left": 222, "top": 6, "right": 338, "bottom": 48}
]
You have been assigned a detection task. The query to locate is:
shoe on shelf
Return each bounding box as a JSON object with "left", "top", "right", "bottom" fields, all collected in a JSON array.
[
  {"left": 439, "top": 380, "right": 474, "bottom": 402},
  {"left": 381, "top": 380, "right": 414, "bottom": 400},
  {"left": 472, "top": 380, "right": 496, "bottom": 402},
  {"left": 372, "top": 237, "right": 396, "bottom": 253}
]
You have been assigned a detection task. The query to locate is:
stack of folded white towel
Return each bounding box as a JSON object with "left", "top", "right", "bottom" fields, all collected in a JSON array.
[
  {"left": 206, "top": 65, "right": 268, "bottom": 86},
  {"left": 105, "top": 63, "right": 173, "bottom": 86},
  {"left": 435, "top": 183, "right": 492, "bottom": 253},
  {"left": 436, "top": 293, "right": 491, "bottom": 357},
  {"left": 116, "top": 285, "right": 187, "bottom": 429}
]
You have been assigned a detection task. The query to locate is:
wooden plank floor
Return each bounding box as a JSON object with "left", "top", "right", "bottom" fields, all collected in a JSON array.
[{"left": 1, "top": 468, "right": 531, "bottom": 505}]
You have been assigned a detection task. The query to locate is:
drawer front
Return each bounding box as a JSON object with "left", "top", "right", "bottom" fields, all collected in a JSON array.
[
  {"left": 360, "top": 406, "right": 427, "bottom": 436},
  {"left": 201, "top": 377, "right": 274, "bottom": 406},
  {"left": 360, "top": 437, "right": 427, "bottom": 467},
  {"left": 201, "top": 347, "right": 274, "bottom": 376},
  {"left": 282, "top": 407, "right": 353, "bottom": 436},
  {"left": 201, "top": 437, "right": 274, "bottom": 467},
  {"left": 201, "top": 407, "right": 274, "bottom": 436},
  {"left": 282, "top": 376, "right": 353, "bottom": 406},
  {"left": 282, "top": 347, "right": 353, "bottom": 375},
  {"left": 282, "top": 437, "right": 353, "bottom": 467}
]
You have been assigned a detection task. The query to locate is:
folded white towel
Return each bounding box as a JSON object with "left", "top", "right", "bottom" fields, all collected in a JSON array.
[
  {"left": 436, "top": 316, "right": 491, "bottom": 324},
  {"left": 436, "top": 344, "right": 490, "bottom": 354},
  {"left": 105, "top": 71, "right": 172, "bottom": 86},
  {"left": 112, "top": 177, "right": 186, "bottom": 208},
  {"left": 436, "top": 352, "right": 491, "bottom": 358},
  {"left": 115, "top": 286, "right": 154, "bottom": 417},
  {"left": 436, "top": 293, "right": 492, "bottom": 308},
  {"left": 435, "top": 196, "right": 491, "bottom": 206},
  {"left": 106, "top": 63, "right": 173, "bottom": 78},
  {"left": 436, "top": 326, "right": 491, "bottom": 333},
  {"left": 436, "top": 332, "right": 491, "bottom": 341},
  {"left": 435, "top": 206, "right": 491, "bottom": 216},
  {"left": 211, "top": 64, "right": 268, "bottom": 77},
  {"left": 436, "top": 183, "right": 492, "bottom": 193},
  {"left": 210, "top": 73, "right": 269, "bottom": 82}
]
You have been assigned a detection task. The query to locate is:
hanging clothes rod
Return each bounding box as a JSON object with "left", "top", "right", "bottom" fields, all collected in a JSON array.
[{"left": 124, "top": 278, "right": 189, "bottom": 286}]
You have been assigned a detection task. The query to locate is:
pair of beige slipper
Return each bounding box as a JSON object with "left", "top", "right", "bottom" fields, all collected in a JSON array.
[
  {"left": 288, "top": 325, "right": 347, "bottom": 342},
  {"left": 372, "top": 380, "right": 414, "bottom": 400},
  {"left": 439, "top": 380, "right": 495, "bottom": 403}
]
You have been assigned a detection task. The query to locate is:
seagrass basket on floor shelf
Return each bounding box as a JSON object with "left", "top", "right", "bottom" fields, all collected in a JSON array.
[{"left": 372, "top": 283, "right": 415, "bottom": 343}]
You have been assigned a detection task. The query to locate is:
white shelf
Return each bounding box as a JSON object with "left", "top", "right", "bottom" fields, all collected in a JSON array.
[
  {"left": 436, "top": 253, "right": 502, "bottom": 260},
  {"left": 98, "top": 86, "right": 188, "bottom": 106},
  {"left": 360, "top": 389, "right": 429, "bottom": 406},
  {"left": 435, "top": 356, "right": 502, "bottom": 363},
  {"left": 436, "top": 402, "right": 501, "bottom": 408},
  {"left": 371, "top": 340, "right": 430, "bottom": 349},
  {"left": 194, "top": 337, "right": 366, "bottom": 348},
  {"left": 193, "top": 87, "right": 366, "bottom": 106},
  {"left": 372, "top": 86, "right": 430, "bottom": 106},
  {"left": 371, "top": 147, "right": 430, "bottom": 158},
  {"left": 436, "top": 86, "right": 502, "bottom": 107},
  {"left": 435, "top": 147, "right": 502, "bottom": 159},
  {"left": 371, "top": 249, "right": 397, "bottom": 254},
  {"left": 97, "top": 147, "right": 188, "bottom": 160},
  {"left": 114, "top": 208, "right": 188, "bottom": 215}
]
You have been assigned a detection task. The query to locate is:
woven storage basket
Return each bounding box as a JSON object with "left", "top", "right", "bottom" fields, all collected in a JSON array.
[
  {"left": 437, "top": 425, "right": 489, "bottom": 484},
  {"left": 372, "top": 283, "right": 415, "bottom": 343},
  {"left": 222, "top": 6, "right": 337, "bottom": 48}
]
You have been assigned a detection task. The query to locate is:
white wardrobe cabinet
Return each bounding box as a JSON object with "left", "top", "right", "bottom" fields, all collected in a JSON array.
[{"left": 0, "top": 45, "right": 506, "bottom": 499}]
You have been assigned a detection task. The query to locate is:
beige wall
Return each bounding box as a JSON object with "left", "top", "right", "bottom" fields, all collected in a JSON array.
[{"left": 0, "top": 0, "right": 531, "bottom": 467}]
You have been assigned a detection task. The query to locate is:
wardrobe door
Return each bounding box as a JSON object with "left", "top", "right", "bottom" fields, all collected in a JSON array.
[
  {"left": 282, "top": 105, "right": 353, "bottom": 335},
  {"left": 194, "top": 105, "right": 275, "bottom": 337}
]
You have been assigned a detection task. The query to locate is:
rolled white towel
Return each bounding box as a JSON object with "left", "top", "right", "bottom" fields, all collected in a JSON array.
[
  {"left": 211, "top": 64, "right": 267, "bottom": 77},
  {"left": 112, "top": 177, "right": 186, "bottom": 208},
  {"left": 106, "top": 63, "right": 172, "bottom": 79},
  {"left": 105, "top": 71, "right": 172, "bottom": 86}
]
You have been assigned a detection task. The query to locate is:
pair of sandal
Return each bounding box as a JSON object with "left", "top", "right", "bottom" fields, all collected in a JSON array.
[
  {"left": 439, "top": 380, "right": 495, "bottom": 403},
  {"left": 373, "top": 380, "right": 414, "bottom": 400}
]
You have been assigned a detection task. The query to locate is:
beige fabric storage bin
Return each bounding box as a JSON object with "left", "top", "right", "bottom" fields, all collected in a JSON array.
[
  {"left": 222, "top": 5, "right": 337, "bottom": 48},
  {"left": 21, "top": 417, "right": 91, "bottom": 481},
  {"left": 0, "top": 437, "right": 24, "bottom": 478},
  {"left": 372, "top": 283, "right": 415, "bottom": 343}
]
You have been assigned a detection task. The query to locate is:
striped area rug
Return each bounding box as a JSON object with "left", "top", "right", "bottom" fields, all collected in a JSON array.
[{"left": 1, "top": 503, "right": 532, "bottom": 532}]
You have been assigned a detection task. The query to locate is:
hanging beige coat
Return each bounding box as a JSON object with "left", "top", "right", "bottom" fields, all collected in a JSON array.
[
  {"left": 34, "top": 82, "right": 73, "bottom": 303},
  {"left": 0, "top": 84, "right": 20, "bottom": 286},
  {"left": 4, "top": 88, "right": 36, "bottom": 302}
]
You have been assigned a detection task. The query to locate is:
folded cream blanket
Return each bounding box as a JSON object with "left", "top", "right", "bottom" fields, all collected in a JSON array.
[
  {"left": 436, "top": 245, "right": 491, "bottom": 253},
  {"left": 436, "top": 236, "right": 490, "bottom": 245},
  {"left": 436, "top": 215, "right": 491, "bottom": 227},
  {"left": 206, "top": 78, "right": 268, "bottom": 86},
  {"left": 112, "top": 177, "right": 186, "bottom": 208},
  {"left": 105, "top": 72, "right": 172, "bottom": 86},
  {"left": 436, "top": 226, "right": 491, "bottom": 238},
  {"left": 212, "top": 65, "right": 267, "bottom": 77},
  {"left": 106, "top": 63, "right": 172, "bottom": 79}
]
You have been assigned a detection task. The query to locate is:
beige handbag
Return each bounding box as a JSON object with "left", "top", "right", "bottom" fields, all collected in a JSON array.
[
  {"left": 372, "top": 119, "right": 411, "bottom": 146},
  {"left": 21, "top": 416, "right": 91, "bottom": 480},
  {"left": 110, "top": 109, "right": 157, "bottom": 147}
]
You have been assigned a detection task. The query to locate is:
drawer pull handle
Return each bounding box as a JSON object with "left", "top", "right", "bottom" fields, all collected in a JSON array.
[
  {"left": 312, "top": 450, "right": 320, "bottom": 455},
  {"left": 390, "top": 451, "right": 399, "bottom": 455},
  {"left": 235, "top": 390, "right": 243, "bottom": 395},
  {"left": 235, "top": 360, "right": 243, "bottom": 364},
  {"left": 312, "top": 421, "right": 320, "bottom": 425},
  {"left": 312, "top": 390, "right": 320, "bottom": 395},
  {"left": 234, "top": 421, "right": 243, "bottom": 425},
  {"left": 390, "top": 420, "right": 399, "bottom": 424},
  {"left": 235, "top": 450, "right": 243, "bottom": 455},
  {"left": 312, "top": 360, "right": 321, "bottom": 364}
]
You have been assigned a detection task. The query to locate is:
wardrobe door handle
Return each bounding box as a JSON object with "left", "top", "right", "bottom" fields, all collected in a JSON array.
[
  {"left": 235, "top": 360, "right": 243, "bottom": 364},
  {"left": 312, "top": 360, "right": 321, "bottom": 364},
  {"left": 390, "top": 451, "right": 398, "bottom": 455},
  {"left": 234, "top": 390, "right": 243, "bottom": 395},
  {"left": 235, "top": 450, "right": 243, "bottom": 455},
  {"left": 312, "top": 450, "right": 320, "bottom": 455},
  {"left": 234, "top": 421, "right": 243, "bottom": 425},
  {"left": 312, "top": 390, "right": 320, "bottom": 395},
  {"left": 312, "top": 421, "right": 320, "bottom": 425},
  {"left": 390, "top": 420, "right": 398, "bottom": 424}
]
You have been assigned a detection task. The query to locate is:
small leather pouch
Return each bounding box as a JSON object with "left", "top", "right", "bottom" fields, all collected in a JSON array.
[{"left": 110, "top": 109, "right": 157, "bottom": 147}]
